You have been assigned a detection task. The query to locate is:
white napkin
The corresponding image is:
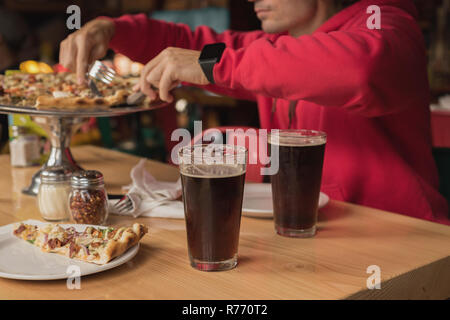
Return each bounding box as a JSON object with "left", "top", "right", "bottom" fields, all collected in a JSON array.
[
  {"left": 439, "top": 95, "right": 450, "bottom": 109},
  {"left": 430, "top": 95, "right": 450, "bottom": 111},
  {"left": 109, "top": 159, "right": 185, "bottom": 219}
]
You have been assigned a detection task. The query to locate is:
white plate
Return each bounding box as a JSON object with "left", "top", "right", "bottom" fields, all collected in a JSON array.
[
  {"left": 0, "top": 220, "right": 140, "bottom": 280},
  {"left": 242, "top": 183, "right": 329, "bottom": 218}
]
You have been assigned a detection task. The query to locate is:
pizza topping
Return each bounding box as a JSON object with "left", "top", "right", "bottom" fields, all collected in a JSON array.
[
  {"left": 113, "top": 227, "right": 127, "bottom": 240},
  {"left": 69, "top": 242, "right": 80, "bottom": 258},
  {"left": 52, "top": 91, "right": 71, "bottom": 98},
  {"left": 79, "top": 89, "right": 93, "bottom": 97},
  {"left": 102, "top": 227, "right": 114, "bottom": 239},
  {"left": 47, "top": 238, "right": 62, "bottom": 249},
  {"left": 27, "top": 74, "right": 36, "bottom": 83},
  {"left": 45, "top": 225, "right": 66, "bottom": 240},
  {"left": 82, "top": 245, "right": 90, "bottom": 256},
  {"left": 6, "top": 87, "right": 20, "bottom": 94},
  {"left": 75, "top": 234, "right": 91, "bottom": 247},
  {"left": 13, "top": 224, "right": 26, "bottom": 235},
  {"left": 90, "top": 229, "right": 102, "bottom": 238},
  {"left": 65, "top": 226, "right": 79, "bottom": 236},
  {"left": 106, "top": 229, "right": 116, "bottom": 239},
  {"left": 62, "top": 83, "right": 74, "bottom": 92},
  {"left": 90, "top": 241, "right": 102, "bottom": 248}
]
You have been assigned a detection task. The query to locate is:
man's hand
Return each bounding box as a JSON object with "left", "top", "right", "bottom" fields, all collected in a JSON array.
[
  {"left": 59, "top": 19, "right": 115, "bottom": 84},
  {"left": 136, "top": 47, "right": 210, "bottom": 103}
]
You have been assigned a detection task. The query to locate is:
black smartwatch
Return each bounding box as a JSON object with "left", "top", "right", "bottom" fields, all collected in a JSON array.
[{"left": 198, "top": 42, "right": 226, "bottom": 84}]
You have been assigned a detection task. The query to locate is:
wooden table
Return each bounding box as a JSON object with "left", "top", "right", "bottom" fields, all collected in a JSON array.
[{"left": 0, "top": 145, "right": 448, "bottom": 300}]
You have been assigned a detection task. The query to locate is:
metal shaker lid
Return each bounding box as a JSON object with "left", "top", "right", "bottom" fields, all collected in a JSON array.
[
  {"left": 40, "top": 167, "right": 72, "bottom": 183},
  {"left": 70, "top": 170, "right": 104, "bottom": 187}
]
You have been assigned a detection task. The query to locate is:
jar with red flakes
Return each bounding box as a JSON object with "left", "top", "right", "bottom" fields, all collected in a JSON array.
[{"left": 69, "top": 170, "right": 109, "bottom": 225}]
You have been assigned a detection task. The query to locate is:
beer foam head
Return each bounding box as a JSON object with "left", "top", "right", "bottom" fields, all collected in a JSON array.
[
  {"left": 178, "top": 144, "right": 247, "bottom": 177},
  {"left": 180, "top": 163, "right": 245, "bottom": 178},
  {"left": 268, "top": 129, "right": 326, "bottom": 147}
]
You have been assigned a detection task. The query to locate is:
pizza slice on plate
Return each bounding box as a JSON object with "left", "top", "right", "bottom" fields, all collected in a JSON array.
[{"left": 13, "top": 222, "right": 148, "bottom": 265}]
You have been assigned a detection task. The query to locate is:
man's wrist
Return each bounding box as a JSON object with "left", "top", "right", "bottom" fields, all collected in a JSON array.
[{"left": 96, "top": 17, "right": 116, "bottom": 41}]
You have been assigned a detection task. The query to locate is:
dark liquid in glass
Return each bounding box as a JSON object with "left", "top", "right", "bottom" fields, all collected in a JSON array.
[
  {"left": 269, "top": 143, "right": 325, "bottom": 230},
  {"left": 180, "top": 169, "right": 246, "bottom": 262}
]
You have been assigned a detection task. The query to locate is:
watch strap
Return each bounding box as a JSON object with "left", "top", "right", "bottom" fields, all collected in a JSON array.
[{"left": 199, "top": 58, "right": 217, "bottom": 84}]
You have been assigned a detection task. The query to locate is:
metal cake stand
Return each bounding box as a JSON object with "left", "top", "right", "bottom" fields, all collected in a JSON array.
[{"left": 0, "top": 101, "right": 167, "bottom": 195}]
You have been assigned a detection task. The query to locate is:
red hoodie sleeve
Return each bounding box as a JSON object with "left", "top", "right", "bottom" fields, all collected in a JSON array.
[
  {"left": 213, "top": 7, "right": 429, "bottom": 117},
  {"left": 100, "top": 14, "right": 282, "bottom": 101}
]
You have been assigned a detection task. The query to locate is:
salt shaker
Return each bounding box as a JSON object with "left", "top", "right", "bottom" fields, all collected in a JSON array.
[
  {"left": 69, "top": 170, "right": 109, "bottom": 225},
  {"left": 9, "top": 125, "right": 41, "bottom": 167},
  {"left": 38, "top": 167, "right": 72, "bottom": 221}
]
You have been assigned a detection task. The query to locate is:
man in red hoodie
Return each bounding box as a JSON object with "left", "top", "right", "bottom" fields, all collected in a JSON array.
[{"left": 60, "top": 0, "right": 449, "bottom": 225}]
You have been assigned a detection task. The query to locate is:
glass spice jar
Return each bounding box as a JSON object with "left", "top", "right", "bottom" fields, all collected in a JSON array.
[
  {"left": 9, "top": 125, "right": 41, "bottom": 167},
  {"left": 69, "top": 170, "right": 109, "bottom": 225},
  {"left": 38, "top": 167, "right": 72, "bottom": 221}
]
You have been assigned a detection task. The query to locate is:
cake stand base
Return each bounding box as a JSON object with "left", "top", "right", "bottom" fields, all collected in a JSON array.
[{"left": 22, "top": 116, "right": 85, "bottom": 196}]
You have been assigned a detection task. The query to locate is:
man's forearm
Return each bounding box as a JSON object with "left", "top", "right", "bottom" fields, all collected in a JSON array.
[{"left": 100, "top": 13, "right": 277, "bottom": 65}]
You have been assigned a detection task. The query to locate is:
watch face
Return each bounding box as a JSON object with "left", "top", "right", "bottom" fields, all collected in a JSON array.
[{"left": 199, "top": 43, "right": 226, "bottom": 62}]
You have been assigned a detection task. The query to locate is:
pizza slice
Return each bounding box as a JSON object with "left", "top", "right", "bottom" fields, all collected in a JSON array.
[{"left": 13, "top": 222, "right": 148, "bottom": 265}]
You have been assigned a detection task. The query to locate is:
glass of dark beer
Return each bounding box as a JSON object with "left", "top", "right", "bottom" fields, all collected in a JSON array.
[
  {"left": 268, "top": 130, "right": 326, "bottom": 238},
  {"left": 178, "top": 144, "right": 247, "bottom": 271}
]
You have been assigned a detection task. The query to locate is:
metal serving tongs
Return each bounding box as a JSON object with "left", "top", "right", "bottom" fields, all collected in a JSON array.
[{"left": 87, "top": 60, "right": 146, "bottom": 105}]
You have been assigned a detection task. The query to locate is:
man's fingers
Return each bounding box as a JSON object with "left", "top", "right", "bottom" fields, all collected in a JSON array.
[
  {"left": 143, "top": 50, "right": 165, "bottom": 75},
  {"left": 141, "top": 84, "right": 158, "bottom": 100},
  {"left": 145, "top": 63, "right": 165, "bottom": 87},
  {"left": 159, "top": 69, "right": 174, "bottom": 103},
  {"left": 139, "top": 77, "right": 156, "bottom": 100},
  {"left": 139, "top": 55, "right": 160, "bottom": 85},
  {"left": 76, "top": 37, "right": 90, "bottom": 84},
  {"left": 139, "top": 63, "right": 151, "bottom": 94},
  {"left": 139, "top": 60, "right": 160, "bottom": 100},
  {"left": 90, "top": 42, "right": 108, "bottom": 65},
  {"left": 139, "top": 71, "right": 158, "bottom": 100},
  {"left": 59, "top": 40, "right": 67, "bottom": 68},
  {"left": 61, "top": 37, "right": 76, "bottom": 72}
]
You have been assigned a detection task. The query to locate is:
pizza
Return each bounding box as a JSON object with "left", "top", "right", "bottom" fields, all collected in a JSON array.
[
  {"left": 13, "top": 222, "right": 148, "bottom": 265},
  {"left": 0, "top": 72, "right": 147, "bottom": 110}
]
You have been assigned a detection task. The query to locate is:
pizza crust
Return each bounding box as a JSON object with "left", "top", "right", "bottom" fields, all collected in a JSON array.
[
  {"left": 97, "top": 223, "right": 147, "bottom": 265},
  {"left": 104, "top": 89, "right": 130, "bottom": 106},
  {"left": 35, "top": 90, "right": 130, "bottom": 110}
]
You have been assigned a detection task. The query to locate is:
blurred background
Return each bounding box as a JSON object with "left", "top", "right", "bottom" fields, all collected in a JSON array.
[{"left": 0, "top": 0, "right": 449, "bottom": 183}]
